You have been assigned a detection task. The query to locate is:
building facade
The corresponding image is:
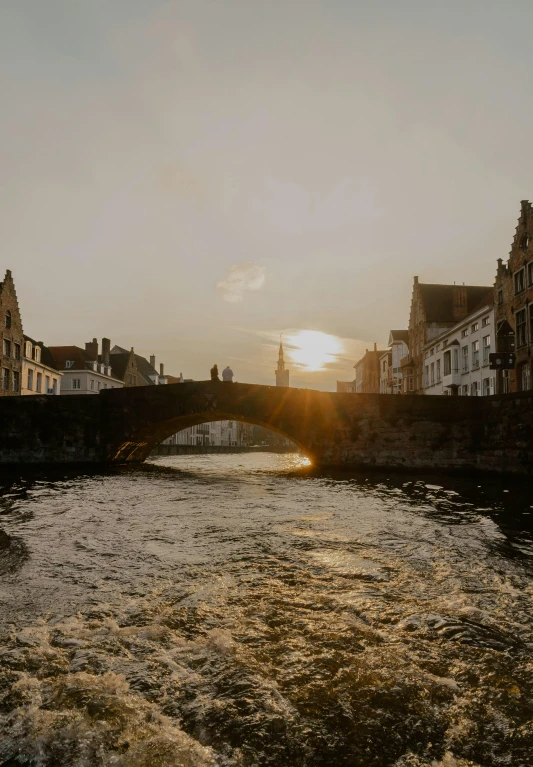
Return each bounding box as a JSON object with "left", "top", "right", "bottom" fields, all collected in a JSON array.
[
  {"left": 402, "top": 277, "right": 492, "bottom": 394},
  {"left": 387, "top": 330, "right": 408, "bottom": 393},
  {"left": 275, "top": 341, "right": 290, "bottom": 387},
  {"left": 163, "top": 421, "right": 254, "bottom": 447},
  {"left": 21, "top": 336, "right": 62, "bottom": 395},
  {"left": 353, "top": 343, "right": 386, "bottom": 393},
  {"left": 494, "top": 200, "right": 533, "bottom": 393},
  {"left": 49, "top": 341, "right": 123, "bottom": 394},
  {"left": 423, "top": 304, "right": 495, "bottom": 396},
  {"left": 379, "top": 351, "right": 392, "bottom": 394},
  {"left": 0, "top": 270, "right": 23, "bottom": 396}
]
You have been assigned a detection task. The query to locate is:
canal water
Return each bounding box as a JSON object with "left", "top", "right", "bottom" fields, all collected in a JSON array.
[{"left": 1, "top": 454, "right": 533, "bottom": 767}]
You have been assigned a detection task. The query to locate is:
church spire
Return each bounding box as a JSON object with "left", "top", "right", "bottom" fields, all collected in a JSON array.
[{"left": 275, "top": 336, "right": 290, "bottom": 387}]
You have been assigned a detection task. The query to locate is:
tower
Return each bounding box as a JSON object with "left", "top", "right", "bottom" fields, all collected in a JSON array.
[{"left": 275, "top": 339, "right": 290, "bottom": 387}]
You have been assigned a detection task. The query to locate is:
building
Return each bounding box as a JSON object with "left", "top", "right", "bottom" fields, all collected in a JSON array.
[
  {"left": 275, "top": 341, "right": 290, "bottom": 387},
  {"left": 110, "top": 346, "right": 167, "bottom": 387},
  {"left": 0, "top": 270, "right": 23, "bottom": 396},
  {"left": 423, "top": 300, "right": 495, "bottom": 396},
  {"left": 49, "top": 339, "right": 123, "bottom": 394},
  {"left": 21, "top": 336, "right": 62, "bottom": 395},
  {"left": 353, "top": 343, "right": 387, "bottom": 393},
  {"left": 163, "top": 420, "right": 254, "bottom": 447},
  {"left": 336, "top": 380, "right": 356, "bottom": 393},
  {"left": 387, "top": 330, "right": 409, "bottom": 393},
  {"left": 402, "top": 277, "right": 492, "bottom": 394},
  {"left": 494, "top": 200, "right": 533, "bottom": 393},
  {"left": 379, "top": 350, "right": 392, "bottom": 393}
]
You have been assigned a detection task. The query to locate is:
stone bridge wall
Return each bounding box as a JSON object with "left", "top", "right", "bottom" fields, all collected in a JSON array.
[{"left": 0, "top": 382, "right": 531, "bottom": 475}]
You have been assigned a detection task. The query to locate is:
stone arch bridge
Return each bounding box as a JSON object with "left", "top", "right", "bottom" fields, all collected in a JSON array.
[{"left": 1, "top": 382, "right": 532, "bottom": 475}]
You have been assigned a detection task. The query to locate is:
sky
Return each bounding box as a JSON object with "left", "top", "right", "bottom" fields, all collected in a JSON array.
[{"left": 2, "top": 0, "right": 533, "bottom": 389}]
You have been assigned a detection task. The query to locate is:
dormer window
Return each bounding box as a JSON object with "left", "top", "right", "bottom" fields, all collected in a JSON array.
[
  {"left": 5, "top": 310, "right": 11, "bottom": 329},
  {"left": 65, "top": 360, "right": 74, "bottom": 369},
  {"left": 35, "top": 347, "right": 41, "bottom": 363},
  {"left": 26, "top": 341, "right": 32, "bottom": 358}
]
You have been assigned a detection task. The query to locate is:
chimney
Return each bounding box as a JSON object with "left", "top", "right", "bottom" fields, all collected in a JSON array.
[
  {"left": 159, "top": 363, "right": 165, "bottom": 377},
  {"left": 452, "top": 285, "right": 468, "bottom": 322},
  {"left": 373, "top": 342, "right": 377, "bottom": 352},
  {"left": 102, "top": 338, "right": 111, "bottom": 366},
  {"left": 85, "top": 338, "right": 98, "bottom": 360},
  {"left": 150, "top": 355, "right": 156, "bottom": 369},
  {"left": 414, "top": 276, "right": 419, "bottom": 284}
]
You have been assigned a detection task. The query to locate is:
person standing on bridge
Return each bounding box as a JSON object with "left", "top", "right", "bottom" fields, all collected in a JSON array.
[
  {"left": 222, "top": 365, "right": 234, "bottom": 382},
  {"left": 210, "top": 364, "right": 220, "bottom": 381}
]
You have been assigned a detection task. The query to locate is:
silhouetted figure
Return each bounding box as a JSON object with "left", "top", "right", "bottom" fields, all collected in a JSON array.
[
  {"left": 222, "top": 365, "right": 234, "bottom": 382},
  {"left": 210, "top": 364, "right": 220, "bottom": 381}
]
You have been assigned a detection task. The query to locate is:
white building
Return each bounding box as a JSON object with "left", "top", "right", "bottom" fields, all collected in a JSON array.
[
  {"left": 423, "top": 303, "right": 495, "bottom": 396},
  {"left": 21, "top": 336, "right": 62, "bottom": 395},
  {"left": 388, "top": 330, "right": 409, "bottom": 393},
  {"left": 163, "top": 420, "right": 254, "bottom": 447},
  {"left": 379, "top": 351, "right": 392, "bottom": 393},
  {"left": 48, "top": 344, "right": 123, "bottom": 394}
]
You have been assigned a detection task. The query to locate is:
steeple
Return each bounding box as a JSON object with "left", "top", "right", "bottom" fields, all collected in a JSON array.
[{"left": 275, "top": 337, "right": 290, "bottom": 387}]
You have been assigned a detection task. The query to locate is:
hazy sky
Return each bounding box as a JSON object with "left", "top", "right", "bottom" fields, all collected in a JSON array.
[{"left": 2, "top": 0, "right": 533, "bottom": 389}]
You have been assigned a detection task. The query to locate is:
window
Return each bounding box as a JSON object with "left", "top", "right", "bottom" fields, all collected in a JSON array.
[
  {"left": 461, "top": 328, "right": 468, "bottom": 338},
  {"left": 424, "top": 351, "right": 429, "bottom": 360},
  {"left": 90, "top": 379, "right": 94, "bottom": 391},
  {"left": 52, "top": 379, "right": 57, "bottom": 395},
  {"left": 520, "top": 363, "right": 532, "bottom": 391},
  {"left": 97, "top": 381, "right": 101, "bottom": 390},
  {"left": 443, "top": 350, "right": 451, "bottom": 376},
  {"left": 472, "top": 340, "right": 480, "bottom": 369},
  {"left": 482, "top": 316, "right": 490, "bottom": 327},
  {"left": 528, "top": 262, "right": 533, "bottom": 287},
  {"left": 483, "top": 378, "right": 491, "bottom": 396},
  {"left": 471, "top": 322, "right": 479, "bottom": 333},
  {"left": 462, "top": 345, "right": 469, "bottom": 372},
  {"left": 471, "top": 381, "right": 479, "bottom": 397},
  {"left": 27, "top": 369, "right": 33, "bottom": 390},
  {"left": 36, "top": 372, "right": 42, "bottom": 393},
  {"left": 498, "top": 289, "right": 503, "bottom": 305},
  {"left": 34, "top": 347, "right": 41, "bottom": 363},
  {"left": 453, "top": 348, "right": 459, "bottom": 372},
  {"left": 430, "top": 347, "right": 435, "bottom": 356},
  {"left": 65, "top": 360, "right": 73, "bottom": 369},
  {"left": 25, "top": 342, "right": 32, "bottom": 358},
  {"left": 462, "top": 384, "right": 469, "bottom": 396},
  {"left": 514, "top": 268, "right": 525, "bottom": 294},
  {"left": 436, "top": 344, "right": 440, "bottom": 352},
  {"left": 430, "top": 362, "right": 435, "bottom": 385},
  {"left": 530, "top": 305, "right": 533, "bottom": 346},
  {"left": 3, "top": 339, "right": 11, "bottom": 358},
  {"left": 13, "top": 371, "right": 20, "bottom": 392},
  {"left": 14, "top": 343, "right": 20, "bottom": 360},
  {"left": 5, "top": 310, "right": 11, "bottom": 329},
  {"left": 45, "top": 376, "right": 50, "bottom": 393},
  {"left": 436, "top": 359, "right": 441, "bottom": 382},
  {"left": 2, "top": 368, "right": 9, "bottom": 390},
  {"left": 516, "top": 308, "right": 527, "bottom": 347},
  {"left": 482, "top": 335, "right": 491, "bottom": 364},
  {"left": 72, "top": 378, "right": 81, "bottom": 390},
  {"left": 409, "top": 376, "right": 414, "bottom": 392}
]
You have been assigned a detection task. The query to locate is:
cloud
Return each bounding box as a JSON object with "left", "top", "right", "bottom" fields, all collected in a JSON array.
[{"left": 216, "top": 262, "right": 266, "bottom": 303}]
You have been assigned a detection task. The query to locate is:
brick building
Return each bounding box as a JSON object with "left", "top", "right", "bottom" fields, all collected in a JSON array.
[
  {"left": 402, "top": 277, "right": 492, "bottom": 394},
  {"left": 353, "top": 343, "right": 387, "bottom": 393},
  {"left": 0, "top": 270, "right": 23, "bottom": 396},
  {"left": 494, "top": 200, "right": 533, "bottom": 393},
  {"left": 110, "top": 345, "right": 167, "bottom": 387}
]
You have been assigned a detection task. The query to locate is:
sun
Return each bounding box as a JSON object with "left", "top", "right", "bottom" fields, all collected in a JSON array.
[{"left": 286, "top": 330, "right": 343, "bottom": 371}]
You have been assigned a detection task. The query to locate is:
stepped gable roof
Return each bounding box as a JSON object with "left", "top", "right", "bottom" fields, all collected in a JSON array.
[
  {"left": 48, "top": 345, "right": 91, "bottom": 371},
  {"left": 389, "top": 330, "right": 409, "bottom": 344},
  {"left": 418, "top": 284, "right": 492, "bottom": 322}
]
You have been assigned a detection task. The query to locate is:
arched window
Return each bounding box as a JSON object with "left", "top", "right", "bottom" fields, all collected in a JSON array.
[{"left": 5, "top": 310, "right": 11, "bottom": 329}]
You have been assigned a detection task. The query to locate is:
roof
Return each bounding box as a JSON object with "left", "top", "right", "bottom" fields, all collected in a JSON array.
[
  {"left": 389, "top": 330, "right": 409, "bottom": 344},
  {"left": 23, "top": 335, "right": 60, "bottom": 371},
  {"left": 418, "top": 284, "right": 492, "bottom": 322},
  {"left": 48, "top": 345, "right": 92, "bottom": 371},
  {"left": 109, "top": 352, "right": 131, "bottom": 382},
  {"left": 353, "top": 349, "right": 388, "bottom": 369},
  {"left": 111, "top": 345, "right": 159, "bottom": 385}
]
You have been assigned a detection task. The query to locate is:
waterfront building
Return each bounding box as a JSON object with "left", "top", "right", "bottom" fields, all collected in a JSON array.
[
  {"left": 275, "top": 341, "right": 290, "bottom": 387},
  {"left": 110, "top": 345, "right": 167, "bottom": 387},
  {"left": 422, "top": 301, "right": 495, "bottom": 396},
  {"left": 379, "top": 350, "right": 392, "bottom": 394},
  {"left": 163, "top": 420, "right": 254, "bottom": 447},
  {"left": 387, "top": 330, "right": 409, "bottom": 393},
  {"left": 494, "top": 200, "right": 533, "bottom": 393},
  {"left": 353, "top": 343, "right": 387, "bottom": 393},
  {"left": 336, "top": 380, "right": 356, "bottom": 393},
  {"left": 0, "top": 270, "right": 23, "bottom": 397},
  {"left": 402, "top": 277, "right": 492, "bottom": 394},
  {"left": 49, "top": 339, "right": 123, "bottom": 394},
  {"left": 21, "top": 336, "right": 62, "bottom": 395}
]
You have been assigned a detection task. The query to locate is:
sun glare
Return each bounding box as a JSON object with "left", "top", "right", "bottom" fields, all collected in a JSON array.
[{"left": 286, "top": 330, "right": 343, "bottom": 371}]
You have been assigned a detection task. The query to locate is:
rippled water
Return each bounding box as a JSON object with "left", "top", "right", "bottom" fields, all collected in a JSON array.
[{"left": 1, "top": 454, "right": 533, "bottom": 767}]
